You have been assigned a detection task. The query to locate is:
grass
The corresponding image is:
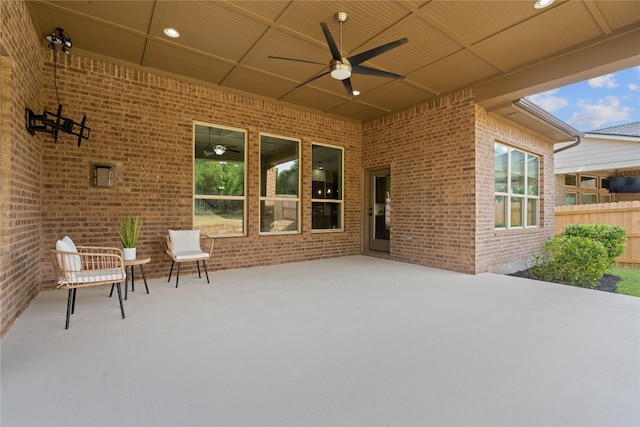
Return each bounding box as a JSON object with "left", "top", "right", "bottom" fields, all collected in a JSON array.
[{"left": 609, "top": 266, "right": 640, "bottom": 297}]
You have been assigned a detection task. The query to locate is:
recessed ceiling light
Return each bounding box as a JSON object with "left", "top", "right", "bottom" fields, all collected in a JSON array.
[
  {"left": 163, "top": 28, "right": 180, "bottom": 38},
  {"left": 534, "top": 0, "right": 554, "bottom": 9}
]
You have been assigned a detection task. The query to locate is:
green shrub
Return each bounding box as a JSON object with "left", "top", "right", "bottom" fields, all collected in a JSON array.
[
  {"left": 562, "top": 223, "right": 626, "bottom": 267},
  {"left": 531, "top": 235, "right": 608, "bottom": 288}
]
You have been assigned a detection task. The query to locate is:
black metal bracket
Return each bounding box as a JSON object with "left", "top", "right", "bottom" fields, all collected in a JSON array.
[{"left": 25, "top": 105, "right": 90, "bottom": 146}]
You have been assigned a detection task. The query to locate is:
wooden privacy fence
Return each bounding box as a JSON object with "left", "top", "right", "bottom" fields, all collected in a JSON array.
[{"left": 555, "top": 201, "right": 640, "bottom": 267}]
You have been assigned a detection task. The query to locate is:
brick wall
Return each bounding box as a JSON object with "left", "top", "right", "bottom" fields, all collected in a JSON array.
[
  {"left": 0, "top": 0, "right": 44, "bottom": 336},
  {"left": 362, "top": 89, "right": 478, "bottom": 273},
  {"left": 475, "top": 106, "right": 556, "bottom": 273},
  {"left": 1, "top": 0, "right": 561, "bottom": 337},
  {"left": 39, "top": 52, "right": 363, "bottom": 288}
]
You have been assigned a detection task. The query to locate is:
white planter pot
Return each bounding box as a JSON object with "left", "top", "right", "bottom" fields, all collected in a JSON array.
[{"left": 123, "top": 247, "right": 136, "bottom": 261}]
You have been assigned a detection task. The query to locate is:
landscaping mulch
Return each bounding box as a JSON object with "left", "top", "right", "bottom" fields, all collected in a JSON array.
[{"left": 508, "top": 269, "right": 621, "bottom": 293}]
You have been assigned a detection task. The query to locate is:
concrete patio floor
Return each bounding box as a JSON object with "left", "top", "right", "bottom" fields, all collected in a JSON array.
[{"left": 1, "top": 255, "right": 639, "bottom": 426}]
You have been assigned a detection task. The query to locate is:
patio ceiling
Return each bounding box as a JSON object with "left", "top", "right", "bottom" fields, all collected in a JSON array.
[{"left": 26, "top": 1, "right": 640, "bottom": 128}]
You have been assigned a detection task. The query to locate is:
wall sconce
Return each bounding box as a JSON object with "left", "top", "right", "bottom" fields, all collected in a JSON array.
[{"left": 91, "top": 163, "right": 115, "bottom": 187}]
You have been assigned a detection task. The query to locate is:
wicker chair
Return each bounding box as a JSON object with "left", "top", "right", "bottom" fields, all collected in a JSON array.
[
  {"left": 50, "top": 236, "right": 126, "bottom": 329},
  {"left": 165, "top": 230, "right": 214, "bottom": 288}
]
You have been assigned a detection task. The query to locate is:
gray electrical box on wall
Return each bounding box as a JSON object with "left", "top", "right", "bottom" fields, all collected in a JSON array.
[{"left": 91, "top": 163, "right": 115, "bottom": 187}]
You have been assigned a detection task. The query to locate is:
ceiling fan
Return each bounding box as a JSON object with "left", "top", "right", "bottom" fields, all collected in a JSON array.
[
  {"left": 203, "top": 128, "right": 241, "bottom": 157},
  {"left": 269, "top": 12, "right": 408, "bottom": 96}
]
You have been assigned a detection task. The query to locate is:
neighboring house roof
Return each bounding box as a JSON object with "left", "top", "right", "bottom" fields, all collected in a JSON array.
[
  {"left": 587, "top": 121, "right": 640, "bottom": 138},
  {"left": 555, "top": 121, "right": 640, "bottom": 174}
]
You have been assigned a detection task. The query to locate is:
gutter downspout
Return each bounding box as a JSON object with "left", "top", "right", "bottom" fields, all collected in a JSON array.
[
  {"left": 512, "top": 98, "right": 584, "bottom": 152},
  {"left": 554, "top": 135, "right": 581, "bottom": 153}
]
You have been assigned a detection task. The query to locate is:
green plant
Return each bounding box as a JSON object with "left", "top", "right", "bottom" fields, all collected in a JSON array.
[
  {"left": 531, "top": 235, "right": 608, "bottom": 288},
  {"left": 561, "top": 223, "right": 626, "bottom": 268},
  {"left": 118, "top": 215, "right": 141, "bottom": 248}
]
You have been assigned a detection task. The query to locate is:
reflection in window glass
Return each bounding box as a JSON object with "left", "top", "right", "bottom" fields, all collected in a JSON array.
[
  {"left": 510, "top": 197, "right": 523, "bottom": 227},
  {"left": 580, "top": 176, "right": 597, "bottom": 188},
  {"left": 511, "top": 150, "right": 525, "bottom": 194},
  {"left": 581, "top": 194, "right": 598, "bottom": 204},
  {"left": 312, "top": 144, "right": 343, "bottom": 231},
  {"left": 494, "top": 144, "right": 508, "bottom": 193},
  {"left": 527, "top": 199, "right": 538, "bottom": 226},
  {"left": 193, "top": 123, "right": 246, "bottom": 236},
  {"left": 600, "top": 194, "right": 611, "bottom": 203},
  {"left": 495, "top": 196, "right": 506, "bottom": 228},
  {"left": 260, "top": 134, "right": 299, "bottom": 234},
  {"left": 527, "top": 156, "right": 539, "bottom": 196},
  {"left": 565, "top": 174, "right": 577, "bottom": 186},
  {"left": 564, "top": 193, "right": 577, "bottom": 205}
]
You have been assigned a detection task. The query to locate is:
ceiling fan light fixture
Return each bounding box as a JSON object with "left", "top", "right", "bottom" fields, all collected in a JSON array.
[
  {"left": 352, "top": 90, "right": 360, "bottom": 96},
  {"left": 213, "top": 144, "right": 226, "bottom": 156},
  {"left": 330, "top": 63, "right": 351, "bottom": 80}
]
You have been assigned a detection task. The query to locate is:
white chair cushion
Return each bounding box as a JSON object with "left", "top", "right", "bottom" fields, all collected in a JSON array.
[
  {"left": 174, "top": 250, "right": 209, "bottom": 260},
  {"left": 60, "top": 268, "right": 124, "bottom": 287},
  {"left": 56, "top": 236, "right": 81, "bottom": 272},
  {"left": 169, "top": 229, "right": 201, "bottom": 253}
]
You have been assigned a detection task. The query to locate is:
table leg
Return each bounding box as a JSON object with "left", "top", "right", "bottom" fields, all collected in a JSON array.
[
  {"left": 125, "top": 266, "right": 129, "bottom": 301},
  {"left": 140, "top": 265, "right": 150, "bottom": 294},
  {"left": 131, "top": 266, "right": 135, "bottom": 292}
]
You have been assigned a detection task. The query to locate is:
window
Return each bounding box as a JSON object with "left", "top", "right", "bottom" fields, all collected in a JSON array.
[
  {"left": 495, "top": 143, "right": 540, "bottom": 229},
  {"left": 260, "top": 134, "right": 300, "bottom": 234},
  {"left": 580, "top": 175, "right": 598, "bottom": 189},
  {"left": 193, "top": 123, "right": 246, "bottom": 236},
  {"left": 564, "top": 174, "right": 577, "bottom": 186},
  {"left": 311, "top": 143, "right": 343, "bottom": 231},
  {"left": 600, "top": 194, "right": 611, "bottom": 203},
  {"left": 581, "top": 194, "right": 598, "bottom": 204},
  {"left": 564, "top": 193, "right": 577, "bottom": 206}
]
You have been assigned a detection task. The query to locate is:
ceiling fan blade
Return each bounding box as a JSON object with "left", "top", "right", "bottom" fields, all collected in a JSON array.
[
  {"left": 320, "top": 22, "right": 342, "bottom": 61},
  {"left": 296, "top": 70, "right": 331, "bottom": 88},
  {"left": 341, "top": 78, "right": 354, "bottom": 96},
  {"left": 347, "top": 38, "right": 408, "bottom": 66},
  {"left": 268, "top": 56, "right": 326, "bottom": 66},
  {"left": 352, "top": 65, "right": 405, "bottom": 80}
]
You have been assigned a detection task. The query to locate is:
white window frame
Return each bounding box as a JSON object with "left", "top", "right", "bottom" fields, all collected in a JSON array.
[
  {"left": 311, "top": 142, "right": 344, "bottom": 233},
  {"left": 193, "top": 121, "right": 247, "bottom": 237},
  {"left": 259, "top": 133, "right": 301, "bottom": 235},
  {"left": 495, "top": 143, "right": 540, "bottom": 230}
]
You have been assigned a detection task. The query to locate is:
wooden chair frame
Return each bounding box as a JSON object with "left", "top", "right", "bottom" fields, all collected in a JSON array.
[{"left": 49, "top": 246, "right": 126, "bottom": 329}]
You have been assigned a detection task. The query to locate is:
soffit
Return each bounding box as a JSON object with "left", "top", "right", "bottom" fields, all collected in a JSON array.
[{"left": 26, "top": 0, "right": 640, "bottom": 124}]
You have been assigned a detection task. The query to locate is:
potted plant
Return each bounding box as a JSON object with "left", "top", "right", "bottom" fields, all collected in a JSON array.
[{"left": 118, "top": 215, "right": 141, "bottom": 260}]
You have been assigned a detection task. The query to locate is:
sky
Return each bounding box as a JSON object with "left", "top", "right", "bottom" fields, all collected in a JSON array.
[{"left": 525, "top": 65, "right": 640, "bottom": 132}]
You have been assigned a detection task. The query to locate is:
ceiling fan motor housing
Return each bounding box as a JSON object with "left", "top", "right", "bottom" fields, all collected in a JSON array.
[{"left": 330, "top": 59, "right": 351, "bottom": 80}]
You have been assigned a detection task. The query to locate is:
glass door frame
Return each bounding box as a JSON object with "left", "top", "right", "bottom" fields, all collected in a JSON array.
[{"left": 364, "top": 166, "right": 391, "bottom": 253}]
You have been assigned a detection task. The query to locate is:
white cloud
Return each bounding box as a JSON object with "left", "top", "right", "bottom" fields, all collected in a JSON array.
[
  {"left": 629, "top": 83, "right": 639, "bottom": 91},
  {"left": 526, "top": 89, "right": 569, "bottom": 112},
  {"left": 588, "top": 73, "right": 619, "bottom": 89},
  {"left": 567, "top": 96, "right": 631, "bottom": 129}
]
